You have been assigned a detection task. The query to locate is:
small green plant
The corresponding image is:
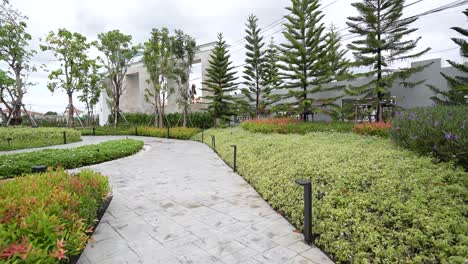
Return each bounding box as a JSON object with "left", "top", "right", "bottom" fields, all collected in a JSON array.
[
  {"left": 0, "top": 169, "right": 110, "bottom": 262},
  {"left": 241, "top": 118, "right": 354, "bottom": 134},
  {"left": 0, "top": 127, "right": 81, "bottom": 151},
  {"left": 80, "top": 126, "right": 200, "bottom": 140},
  {"left": 390, "top": 106, "right": 468, "bottom": 169},
  {"left": 0, "top": 139, "right": 143, "bottom": 179}
]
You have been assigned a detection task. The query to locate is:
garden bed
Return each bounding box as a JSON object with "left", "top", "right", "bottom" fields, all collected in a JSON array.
[
  {"left": 0, "top": 127, "right": 81, "bottom": 151},
  {"left": 0, "top": 169, "right": 111, "bottom": 262},
  {"left": 241, "top": 118, "right": 354, "bottom": 134},
  {"left": 193, "top": 128, "right": 467, "bottom": 263},
  {"left": 0, "top": 139, "right": 144, "bottom": 179},
  {"left": 79, "top": 126, "right": 200, "bottom": 140}
]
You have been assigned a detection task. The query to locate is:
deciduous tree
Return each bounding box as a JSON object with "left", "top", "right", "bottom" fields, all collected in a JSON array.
[
  {"left": 172, "top": 30, "right": 197, "bottom": 127},
  {"left": 96, "top": 30, "right": 140, "bottom": 127},
  {"left": 347, "top": 0, "right": 431, "bottom": 121},
  {"left": 40, "top": 29, "right": 92, "bottom": 127},
  {"left": 78, "top": 61, "right": 102, "bottom": 125},
  {"left": 143, "top": 28, "right": 174, "bottom": 128}
]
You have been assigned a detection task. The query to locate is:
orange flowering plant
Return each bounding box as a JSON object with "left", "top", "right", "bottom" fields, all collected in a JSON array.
[{"left": 353, "top": 122, "right": 392, "bottom": 137}]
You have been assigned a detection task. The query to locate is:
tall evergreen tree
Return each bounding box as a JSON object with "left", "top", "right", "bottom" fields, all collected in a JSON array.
[
  {"left": 279, "top": 0, "right": 336, "bottom": 121},
  {"left": 347, "top": 0, "right": 431, "bottom": 121},
  {"left": 325, "top": 25, "right": 351, "bottom": 82},
  {"left": 241, "top": 14, "right": 266, "bottom": 117},
  {"left": 428, "top": 9, "right": 468, "bottom": 105},
  {"left": 262, "top": 38, "right": 283, "bottom": 113},
  {"left": 202, "top": 33, "right": 238, "bottom": 126}
]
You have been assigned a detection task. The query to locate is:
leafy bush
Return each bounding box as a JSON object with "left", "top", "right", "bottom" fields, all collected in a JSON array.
[
  {"left": 241, "top": 118, "right": 354, "bottom": 134},
  {"left": 80, "top": 126, "right": 200, "bottom": 140},
  {"left": 0, "top": 139, "right": 143, "bottom": 179},
  {"left": 353, "top": 122, "right": 392, "bottom": 138},
  {"left": 0, "top": 169, "right": 110, "bottom": 262},
  {"left": 0, "top": 127, "right": 81, "bottom": 151},
  {"left": 193, "top": 128, "right": 467, "bottom": 263},
  {"left": 390, "top": 106, "right": 468, "bottom": 169},
  {"left": 115, "top": 112, "right": 214, "bottom": 128}
]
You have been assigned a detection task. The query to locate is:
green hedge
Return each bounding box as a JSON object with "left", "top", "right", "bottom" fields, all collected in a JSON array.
[
  {"left": 241, "top": 121, "right": 354, "bottom": 134},
  {"left": 0, "top": 127, "right": 81, "bottom": 151},
  {"left": 0, "top": 169, "right": 110, "bottom": 262},
  {"left": 391, "top": 106, "right": 468, "bottom": 170},
  {"left": 79, "top": 126, "right": 200, "bottom": 140},
  {"left": 0, "top": 139, "right": 143, "bottom": 179},
  {"left": 114, "top": 112, "right": 215, "bottom": 128},
  {"left": 193, "top": 128, "right": 467, "bottom": 263}
]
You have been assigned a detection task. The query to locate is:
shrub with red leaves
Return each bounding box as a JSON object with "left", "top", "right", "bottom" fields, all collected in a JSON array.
[{"left": 353, "top": 122, "right": 392, "bottom": 138}]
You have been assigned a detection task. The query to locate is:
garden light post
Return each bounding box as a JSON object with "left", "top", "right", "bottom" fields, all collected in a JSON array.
[
  {"left": 211, "top": 135, "right": 216, "bottom": 150},
  {"left": 167, "top": 126, "right": 170, "bottom": 139},
  {"left": 295, "top": 179, "right": 312, "bottom": 244},
  {"left": 32, "top": 165, "right": 47, "bottom": 173},
  {"left": 6, "top": 137, "right": 12, "bottom": 149},
  {"left": 135, "top": 127, "right": 138, "bottom": 136},
  {"left": 93, "top": 127, "right": 96, "bottom": 136},
  {"left": 202, "top": 130, "right": 204, "bottom": 143},
  {"left": 231, "top": 145, "right": 237, "bottom": 172},
  {"left": 63, "top": 131, "right": 67, "bottom": 145}
]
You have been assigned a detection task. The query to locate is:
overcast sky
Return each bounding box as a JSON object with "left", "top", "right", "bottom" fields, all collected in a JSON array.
[{"left": 7, "top": 0, "right": 467, "bottom": 114}]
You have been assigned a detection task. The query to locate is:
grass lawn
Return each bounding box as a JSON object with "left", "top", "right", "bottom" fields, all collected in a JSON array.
[
  {"left": 193, "top": 128, "right": 467, "bottom": 263},
  {"left": 0, "top": 127, "right": 81, "bottom": 151}
]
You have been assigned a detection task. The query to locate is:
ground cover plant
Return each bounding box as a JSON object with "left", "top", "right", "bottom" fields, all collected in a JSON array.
[
  {"left": 80, "top": 126, "right": 200, "bottom": 140},
  {"left": 193, "top": 128, "right": 467, "bottom": 263},
  {"left": 0, "top": 169, "right": 110, "bottom": 262},
  {"left": 0, "top": 139, "right": 143, "bottom": 179},
  {"left": 353, "top": 122, "right": 392, "bottom": 138},
  {"left": 115, "top": 112, "right": 215, "bottom": 128},
  {"left": 241, "top": 118, "right": 354, "bottom": 134},
  {"left": 391, "top": 106, "right": 468, "bottom": 170},
  {"left": 0, "top": 128, "right": 81, "bottom": 151}
]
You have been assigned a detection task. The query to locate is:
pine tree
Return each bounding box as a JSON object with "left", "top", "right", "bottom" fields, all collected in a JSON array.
[
  {"left": 202, "top": 33, "right": 238, "bottom": 126},
  {"left": 347, "top": 0, "right": 431, "bottom": 121},
  {"left": 428, "top": 9, "right": 468, "bottom": 105},
  {"left": 279, "top": 0, "right": 336, "bottom": 121},
  {"left": 324, "top": 25, "right": 351, "bottom": 82},
  {"left": 241, "top": 14, "right": 266, "bottom": 117},
  {"left": 262, "top": 38, "right": 283, "bottom": 113}
]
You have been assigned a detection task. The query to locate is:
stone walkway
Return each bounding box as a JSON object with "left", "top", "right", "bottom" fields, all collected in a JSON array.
[{"left": 7, "top": 136, "right": 333, "bottom": 263}]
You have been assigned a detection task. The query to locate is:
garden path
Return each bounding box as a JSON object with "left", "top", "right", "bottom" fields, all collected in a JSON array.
[{"left": 5, "top": 136, "right": 334, "bottom": 264}]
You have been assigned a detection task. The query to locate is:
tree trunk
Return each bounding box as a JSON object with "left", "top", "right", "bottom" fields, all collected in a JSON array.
[
  {"left": 113, "top": 94, "right": 120, "bottom": 127},
  {"left": 12, "top": 67, "right": 23, "bottom": 125},
  {"left": 376, "top": 0, "right": 382, "bottom": 123},
  {"left": 67, "top": 92, "right": 74, "bottom": 128}
]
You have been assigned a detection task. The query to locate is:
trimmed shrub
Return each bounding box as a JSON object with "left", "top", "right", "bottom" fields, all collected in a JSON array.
[
  {"left": 0, "top": 139, "right": 143, "bottom": 179},
  {"left": 115, "top": 112, "right": 215, "bottom": 128},
  {"left": 80, "top": 126, "right": 200, "bottom": 140},
  {"left": 193, "top": 128, "right": 468, "bottom": 263},
  {"left": 241, "top": 118, "right": 354, "bottom": 134},
  {"left": 390, "top": 106, "right": 468, "bottom": 169},
  {"left": 0, "top": 128, "right": 81, "bottom": 151},
  {"left": 0, "top": 169, "right": 110, "bottom": 262},
  {"left": 353, "top": 122, "right": 392, "bottom": 138}
]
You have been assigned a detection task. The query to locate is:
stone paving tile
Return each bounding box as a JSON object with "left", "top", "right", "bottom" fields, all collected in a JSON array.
[{"left": 73, "top": 137, "right": 334, "bottom": 264}]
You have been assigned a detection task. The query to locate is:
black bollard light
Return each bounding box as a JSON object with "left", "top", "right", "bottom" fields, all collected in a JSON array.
[
  {"left": 6, "top": 137, "right": 12, "bottom": 149},
  {"left": 201, "top": 130, "right": 204, "bottom": 143},
  {"left": 295, "top": 179, "right": 312, "bottom": 244},
  {"left": 135, "top": 127, "right": 138, "bottom": 136},
  {"left": 32, "top": 165, "right": 47, "bottom": 173},
  {"left": 63, "top": 131, "right": 67, "bottom": 144},
  {"left": 92, "top": 127, "right": 96, "bottom": 136},
  {"left": 211, "top": 135, "right": 216, "bottom": 150},
  {"left": 231, "top": 145, "right": 237, "bottom": 172},
  {"left": 167, "top": 126, "right": 170, "bottom": 139}
]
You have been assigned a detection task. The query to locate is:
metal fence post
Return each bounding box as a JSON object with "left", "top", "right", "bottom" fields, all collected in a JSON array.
[
  {"left": 63, "top": 131, "right": 67, "bottom": 145},
  {"left": 295, "top": 179, "right": 312, "bottom": 244},
  {"left": 231, "top": 145, "right": 237, "bottom": 172}
]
